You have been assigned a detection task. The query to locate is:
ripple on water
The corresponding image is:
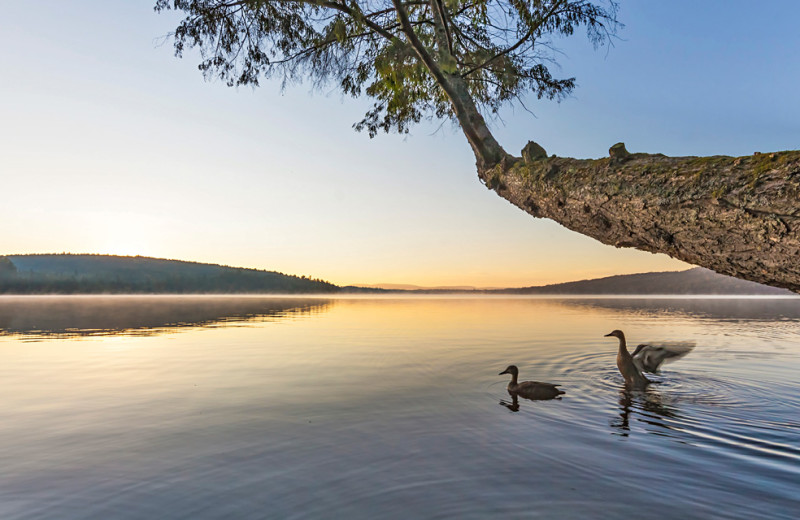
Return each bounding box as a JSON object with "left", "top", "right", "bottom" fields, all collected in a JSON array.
[{"left": 496, "top": 344, "right": 800, "bottom": 472}]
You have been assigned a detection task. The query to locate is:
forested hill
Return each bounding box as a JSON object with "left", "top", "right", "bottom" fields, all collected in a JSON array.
[
  {"left": 494, "top": 268, "right": 794, "bottom": 295},
  {"left": 1, "top": 255, "right": 794, "bottom": 295},
  {"left": 0, "top": 254, "right": 339, "bottom": 294}
]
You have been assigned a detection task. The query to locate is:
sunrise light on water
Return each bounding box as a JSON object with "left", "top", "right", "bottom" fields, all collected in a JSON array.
[{"left": 1, "top": 296, "right": 799, "bottom": 518}]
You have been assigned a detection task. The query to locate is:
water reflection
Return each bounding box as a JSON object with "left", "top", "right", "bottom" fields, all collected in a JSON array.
[
  {"left": 0, "top": 296, "right": 798, "bottom": 519},
  {"left": 499, "top": 388, "right": 564, "bottom": 412},
  {"left": 610, "top": 385, "right": 681, "bottom": 437},
  {"left": 0, "top": 295, "right": 332, "bottom": 339},
  {"left": 499, "top": 391, "right": 564, "bottom": 412},
  {"left": 561, "top": 297, "right": 800, "bottom": 321},
  {"left": 499, "top": 392, "right": 523, "bottom": 412}
]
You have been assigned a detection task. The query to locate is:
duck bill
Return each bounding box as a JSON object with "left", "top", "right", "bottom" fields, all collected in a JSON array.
[
  {"left": 499, "top": 369, "right": 510, "bottom": 375},
  {"left": 604, "top": 332, "right": 614, "bottom": 337}
]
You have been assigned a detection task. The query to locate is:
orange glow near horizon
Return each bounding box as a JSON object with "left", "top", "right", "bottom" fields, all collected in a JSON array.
[{"left": 4, "top": 246, "right": 689, "bottom": 289}]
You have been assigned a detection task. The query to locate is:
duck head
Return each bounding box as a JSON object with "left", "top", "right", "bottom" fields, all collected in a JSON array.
[
  {"left": 604, "top": 330, "right": 625, "bottom": 340},
  {"left": 499, "top": 365, "right": 519, "bottom": 376}
]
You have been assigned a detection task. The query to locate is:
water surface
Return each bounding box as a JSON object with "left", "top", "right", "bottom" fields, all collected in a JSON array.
[{"left": 1, "top": 296, "right": 798, "bottom": 519}]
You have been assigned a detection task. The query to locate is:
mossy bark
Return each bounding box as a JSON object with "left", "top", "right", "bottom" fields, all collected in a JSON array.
[{"left": 478, "top": 148, "right": 800, "bottom": 293}]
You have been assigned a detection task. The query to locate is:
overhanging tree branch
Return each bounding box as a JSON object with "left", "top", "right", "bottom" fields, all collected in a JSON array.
[
  {"left": 482, "top": 145, "right": 800, "bottom": 292},
  {"left": 156, "top": 2, "right": 800, "bottom": 293}
]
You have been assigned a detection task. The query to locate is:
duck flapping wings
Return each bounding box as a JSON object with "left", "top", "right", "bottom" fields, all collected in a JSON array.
[{"left": 631, "top": 341, "right": 695, "bottom": 373}]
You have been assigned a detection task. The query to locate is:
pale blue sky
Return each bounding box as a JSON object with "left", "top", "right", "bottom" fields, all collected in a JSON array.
[{"left": 1, "top": 1, "right": 798, "bottom": 287}]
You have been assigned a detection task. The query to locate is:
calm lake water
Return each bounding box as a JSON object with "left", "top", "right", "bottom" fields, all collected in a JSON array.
[{"left": 1, "top": 295, "right": 798, "bottom": 519}]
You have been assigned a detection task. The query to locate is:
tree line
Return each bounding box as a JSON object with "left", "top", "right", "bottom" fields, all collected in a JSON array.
[{"left": 0, "top": 255, "right": 340, "bottom": 294}]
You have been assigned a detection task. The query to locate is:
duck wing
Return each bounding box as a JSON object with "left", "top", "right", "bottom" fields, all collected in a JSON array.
[{"left": 632, "top": 342, "right": 695, "bottom": 373}]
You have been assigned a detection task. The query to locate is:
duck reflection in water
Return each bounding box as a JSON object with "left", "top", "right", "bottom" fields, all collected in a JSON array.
[
  {"left": 611, "top": 385, "right": 681, "bottom": 437},
  {"left": 499, "top": 365, "right": 564, "bottom": 411}
]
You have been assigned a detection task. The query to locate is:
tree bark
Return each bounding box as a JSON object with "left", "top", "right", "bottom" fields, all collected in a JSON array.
[
  {"left": 479, "top": 145, "right": 800, "bottom": 293},
  {"left": 440, "top": 72, "right": 510, "bottom": 172}
]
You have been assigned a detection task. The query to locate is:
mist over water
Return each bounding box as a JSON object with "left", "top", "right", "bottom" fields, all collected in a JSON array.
[{"left": 1, "top": 296, "right": 798, "bottom": 519}]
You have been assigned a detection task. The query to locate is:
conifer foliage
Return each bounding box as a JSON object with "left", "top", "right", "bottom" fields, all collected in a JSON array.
[{"left": 156, "top": 0, "right": 619, "bottom": 169}]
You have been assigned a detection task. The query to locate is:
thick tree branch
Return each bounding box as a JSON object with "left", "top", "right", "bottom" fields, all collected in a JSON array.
[
  {"left": 483, "top": 145, "right": 800, "bottom": 292},
  {"left": 391, "top": 0, "right": 440, "bottom": 71}
]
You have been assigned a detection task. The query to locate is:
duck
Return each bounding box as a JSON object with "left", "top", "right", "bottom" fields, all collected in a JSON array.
[
  {"left": 499, "top": 365, "right": 565, "bottom": 400},
  {"left": 604, "top": 330, "right": 694, "bottom": 387}
]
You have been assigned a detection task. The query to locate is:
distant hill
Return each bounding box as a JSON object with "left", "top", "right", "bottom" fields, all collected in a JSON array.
[
  {"left": 0, "top": 255, "right": 794, "bottom": 295},
  {"left": 493, "top": 267, "right": 794, "bottom": 295},
  {"left": 1, "top": 254, "right": 340, "bottom": 294}
]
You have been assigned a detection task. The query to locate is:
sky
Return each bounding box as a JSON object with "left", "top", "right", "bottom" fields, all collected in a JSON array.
[{"left": 1, "top": 1, "right": 798, "bottom": 288}]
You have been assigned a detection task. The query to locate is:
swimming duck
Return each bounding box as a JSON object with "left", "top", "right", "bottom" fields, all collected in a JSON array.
[
  {"left": 604, "top": 330, "right": 694, "bottom": 387},
  {"left": 499, "top": 365, "right": 565, "bottom": 400}
]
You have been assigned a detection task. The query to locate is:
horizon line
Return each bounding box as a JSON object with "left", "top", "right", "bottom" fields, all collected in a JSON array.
[{"left": 2, "top": 251, "right": 699, "bottom": 290}]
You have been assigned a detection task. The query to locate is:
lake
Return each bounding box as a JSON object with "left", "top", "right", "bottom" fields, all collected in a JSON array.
[{"left": 1, "top": 295, "right": 798, "bottom": 519}]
